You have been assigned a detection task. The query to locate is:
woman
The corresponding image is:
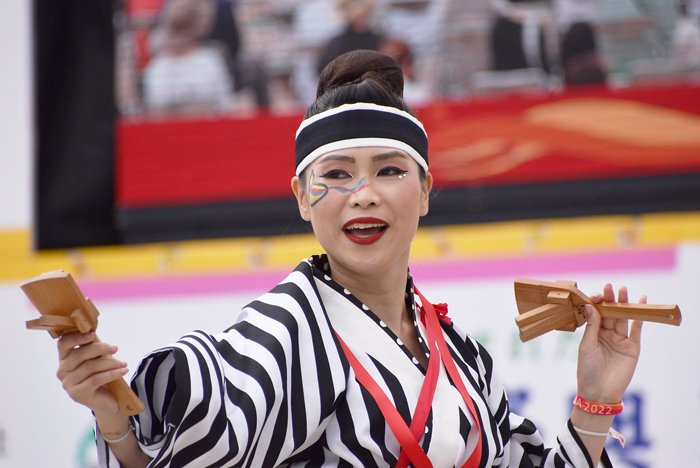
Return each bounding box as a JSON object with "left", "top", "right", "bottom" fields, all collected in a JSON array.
[{"left": 57, "top": 50, "right": 644, "bottom": 468}]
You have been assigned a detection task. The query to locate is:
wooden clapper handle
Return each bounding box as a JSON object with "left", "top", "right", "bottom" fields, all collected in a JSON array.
[
  {"left": 595, "top": 302, "right": 681, "bottom": 325},
  {"left": 22, "top": 270, "right": 145, "bottom": 416},
  {"left": 92, "top": 335, "right": 145, "bottom": 416}
]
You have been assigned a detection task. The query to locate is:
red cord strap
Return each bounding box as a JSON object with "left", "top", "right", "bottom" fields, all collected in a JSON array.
[
  {"left": 415, "top": 286, "right": 483, "bottom": 468},
  {"left": 335, "top": 287, "right": 483, "bottom": 468},
  {"left": 335, "top": 334, "right": 433, "bottom": 467},
  {"left": 394, "top": 302, "right": 441, "bottom": 468}
]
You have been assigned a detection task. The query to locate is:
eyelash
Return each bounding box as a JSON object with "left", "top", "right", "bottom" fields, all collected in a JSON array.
[
  {"left": 319, "top": 167, "right": 408, "bottom": 179},
  {"left": 378, "top": 167, "right": 408, "bottom": 177},
  {"left": 319, "top": 169, "right": 350, "bottom": 179}
]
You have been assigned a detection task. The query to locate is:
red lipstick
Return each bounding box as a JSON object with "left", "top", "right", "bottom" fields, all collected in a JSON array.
[{"left": 342, "top": 217, "right": 388, "bottom": 245}]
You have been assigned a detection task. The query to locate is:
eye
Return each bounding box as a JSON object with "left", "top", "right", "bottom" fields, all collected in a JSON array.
[
  {"left": 319, "top": 169, "right": 351, "bottom": 180},
  {"left": 378, "top": 166, "right": 408, "bottom": 177}
]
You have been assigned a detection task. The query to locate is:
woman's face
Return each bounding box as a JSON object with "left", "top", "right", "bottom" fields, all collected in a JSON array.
[{"left": 292, "top": 146, "right": 432, "bottom": 276}]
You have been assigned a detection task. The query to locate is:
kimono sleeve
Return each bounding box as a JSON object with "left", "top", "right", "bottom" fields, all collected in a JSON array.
[
  {"left": 94, "top": 344, "right": 180, "bottom": 467},
  {"left": 475, "top": 338, "right": 612, "bottom": 468},
  {"left": 95, "top": 283, "right": 347, "bottom": 468}
]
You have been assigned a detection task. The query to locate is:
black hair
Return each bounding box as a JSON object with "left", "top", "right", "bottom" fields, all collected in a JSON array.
[
  {"left": 299, "top": 50, "right": 425, "bottom": 183},
  {"left": 305, "top": 49, "right": 413, "bottom": 118}
]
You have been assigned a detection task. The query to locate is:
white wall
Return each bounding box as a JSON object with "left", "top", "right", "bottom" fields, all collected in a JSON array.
[
  {"left": 0, "top": 0, "right": 32, "bottom": 230},
  {"left": 1, "top": 248, "right": 698, "bottom": 468}
]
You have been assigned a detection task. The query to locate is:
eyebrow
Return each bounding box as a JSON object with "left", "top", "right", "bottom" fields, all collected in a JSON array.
[
  {"left": 372, "top": 151, "right": 409, "bottom": 162},
  {"left": 318, "top": 150, "right": 409, "bottom": 164}
]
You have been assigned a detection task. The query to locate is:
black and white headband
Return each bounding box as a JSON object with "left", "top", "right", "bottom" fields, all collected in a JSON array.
[{"left": 295, "top": 102, "right": 429, "bottom": 176}]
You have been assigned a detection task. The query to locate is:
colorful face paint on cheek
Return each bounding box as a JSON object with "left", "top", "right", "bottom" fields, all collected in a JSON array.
[
  {"left": 309, "top": 170, "right": 329, "bottom": 206},
  {"left": 308, "top": 171, "right": 369, "bottom": 207}
]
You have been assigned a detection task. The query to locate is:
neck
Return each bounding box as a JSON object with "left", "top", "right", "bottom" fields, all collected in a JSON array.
[
  {"left": 328, "top": 255, "right": 411, "bottom": 331},
  {"left": 166, "top": 43, "right": 197, "bottom": 56}
]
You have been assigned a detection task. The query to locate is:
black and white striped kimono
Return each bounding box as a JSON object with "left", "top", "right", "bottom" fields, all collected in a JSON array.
[{"left": 96, "top": 255, "right": 610, "bottom": 468}]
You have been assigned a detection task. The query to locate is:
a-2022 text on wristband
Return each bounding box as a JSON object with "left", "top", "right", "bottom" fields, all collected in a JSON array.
[{"left": 573, "top": 394, "right": 624, "bottom": 415}]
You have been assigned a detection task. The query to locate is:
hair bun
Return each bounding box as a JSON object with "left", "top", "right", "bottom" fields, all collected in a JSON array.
[{"left": 316, "top": 50, "right": 404, "bottom": 100}]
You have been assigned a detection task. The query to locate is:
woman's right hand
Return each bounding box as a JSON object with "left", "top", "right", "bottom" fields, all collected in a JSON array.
[
  {"left": 56, "top": 331, "right": 129, "bottom": 416},
  {"left": 58, "top": 332, "right": 153, "bottom": 467}
]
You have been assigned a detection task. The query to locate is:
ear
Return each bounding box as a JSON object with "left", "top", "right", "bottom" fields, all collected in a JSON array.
[
  {"left": 291, "top": 176, "right": 311, "bottom": 221},
  {"left": 419, "top": 171, "right": 433, "bottom": 217}
]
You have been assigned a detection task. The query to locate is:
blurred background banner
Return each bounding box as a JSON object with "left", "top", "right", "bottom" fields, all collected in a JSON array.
[
  {"left": 115, "top": 85, "right": 700, "bottom": 243},
  {"left": 34, "top": 0, "right": 700, "bottom": 248}
]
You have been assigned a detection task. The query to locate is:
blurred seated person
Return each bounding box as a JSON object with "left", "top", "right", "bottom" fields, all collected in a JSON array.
[
  {"left": 560, "top": 22, "right": 606, "bottom": 86},
  {"left": 206, "top": 0, "right": 270, "bottom": 109},
  {"left": 143, "top": 0, "right": 234, "bottom": 116},
  {"left": 671, "top": 0, "right": 700, "bottom": 63},
  {"left": 379, "top": 38, "right": 431, "bottom": 106},
  {"left": 317, "top": 0, "right": 383, "bottom": 74},
  {"left": 491, "top": 0, "right": 552, "bottom": 73}
]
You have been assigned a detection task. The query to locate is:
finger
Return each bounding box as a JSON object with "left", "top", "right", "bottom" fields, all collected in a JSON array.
[
  {"left": 60, "top": 342, "right": 119, "bottom": 375},
  {"left": 61, "top": 356, "right": 127, "bottom": 391},
  {"left": 602, "top": 283, "right": 615, "bottom": 302},
  {"left": 58, "top": 331, "right": 96, "bottom": 360},
  {"left": 629, "top": 319, "right": 643, "bottom": 345},
  {"left": 613, "top": 286, "right": 630, "bottom": 335},
  {"left": 79, "top": 367, "right": 130, "bottom": 394},
  {"left": 600, "top": 284, "right": 616, "bottom": 330},
  {"left": 617, "top": 285, "right": 629, "bottom": 303},
  {"left": 627, "top": 295, "right": 647, "bottom": 343},
  {"left": 580, "top": 304, "right": 601, "bottom": 350},
  {"left": 66, "top": 366, "right": 130, "bottom": 405}
]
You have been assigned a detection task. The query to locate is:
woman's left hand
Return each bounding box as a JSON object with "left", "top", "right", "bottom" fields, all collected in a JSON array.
[{"left": 576, "top": 284, "right": 645, "bottom": 404}]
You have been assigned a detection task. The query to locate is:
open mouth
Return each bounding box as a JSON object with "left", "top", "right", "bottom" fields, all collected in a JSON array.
[{"left": 343, "top": 218, "right": 388, "bottom": 245}]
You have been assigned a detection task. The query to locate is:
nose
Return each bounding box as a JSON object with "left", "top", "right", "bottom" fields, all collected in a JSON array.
[{"left": 348, "top": 177, "right": 379, "bottom": 208}]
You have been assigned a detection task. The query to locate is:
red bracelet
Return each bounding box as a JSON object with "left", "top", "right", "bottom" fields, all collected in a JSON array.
[{"left": 573, "top": 394, "right": 624, "bottom": 415}]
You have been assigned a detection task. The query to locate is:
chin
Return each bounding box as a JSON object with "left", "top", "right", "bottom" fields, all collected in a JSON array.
[{"left": 343, "top": 247, "right": 410, "bottom": 274}]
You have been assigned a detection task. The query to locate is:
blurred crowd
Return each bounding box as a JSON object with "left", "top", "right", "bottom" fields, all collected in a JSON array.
[{"left": 115, "top": 0, "right": 700, "bottom": 119}]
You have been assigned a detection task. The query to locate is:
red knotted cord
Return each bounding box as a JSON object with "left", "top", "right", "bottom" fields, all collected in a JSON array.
[{"left": 335, "top": 287, "right": 483, "bottom": 468}]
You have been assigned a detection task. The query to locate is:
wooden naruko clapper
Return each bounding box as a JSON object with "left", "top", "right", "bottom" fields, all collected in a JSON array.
[
  {"left": 22, "top": 270, "right": 145, "bottom": 415},
  {"left": 514, "top": 278, "right": 682, "bottom": 342}
]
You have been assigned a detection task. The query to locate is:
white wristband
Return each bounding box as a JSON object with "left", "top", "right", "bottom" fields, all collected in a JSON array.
[
  {"left": 573, "top": 426, "right": 608, "bottom": 438},
  {"left": 102, "top": 423, "right": 134, "bottom": 444},
  {"left": 572, "top": 425, "right": 626, "bottom": 448}
]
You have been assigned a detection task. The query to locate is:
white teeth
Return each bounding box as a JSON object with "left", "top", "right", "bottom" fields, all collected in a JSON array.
[{"left": 345, "top": 223, "right": 385, "bottom": 230}]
